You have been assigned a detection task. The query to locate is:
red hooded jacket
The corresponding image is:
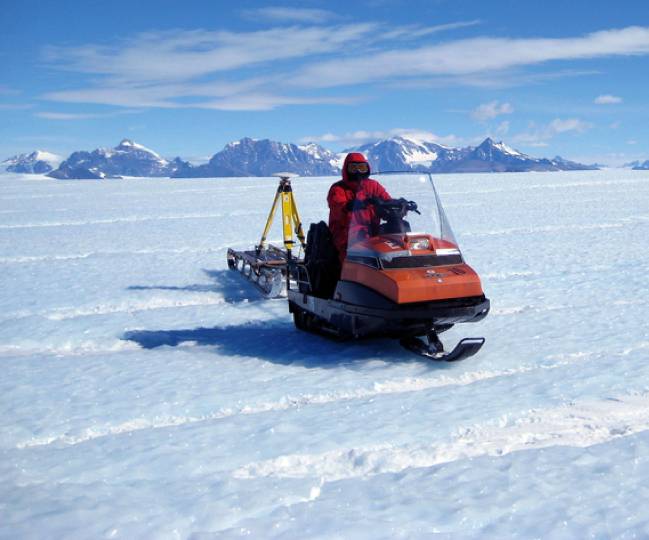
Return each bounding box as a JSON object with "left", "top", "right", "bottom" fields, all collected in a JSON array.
[{"left": 327, "top": 152, "right": 391, "bottom": 261}]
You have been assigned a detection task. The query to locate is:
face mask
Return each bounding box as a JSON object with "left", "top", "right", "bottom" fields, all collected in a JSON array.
[{"left": 347, "top": 171, "right": 370, "bottom": 183}]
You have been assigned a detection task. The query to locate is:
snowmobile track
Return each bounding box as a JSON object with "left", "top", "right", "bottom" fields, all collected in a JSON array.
[
  {"left": 15, "top": 352, "right": 603, "bottom": 449},
  {"left": 234, "top": 393, "right": 649, "bottom": 482}
]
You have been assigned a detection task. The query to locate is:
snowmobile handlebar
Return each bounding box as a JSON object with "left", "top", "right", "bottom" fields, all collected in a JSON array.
[{"left": 346, "top": 197, "right": 420, "bottom": 216}]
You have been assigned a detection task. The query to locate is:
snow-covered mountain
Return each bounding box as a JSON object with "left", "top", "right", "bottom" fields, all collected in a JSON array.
[
  {"left": 48, "top": 140, "right": 190, "bottom": 179},
  {"left": 3, "top": 150, "right": 61, "bottom": 174},
  {"left": 298, "top": 142, "right": 344, "bottom": 170},
  {"left": 40, "top": 135, "right": 596, "bottom": 179},
  {"left": 453, "top": 139, "right": 588, "bottom": 173},
  {"left": 177, "top": 138, "right": 340, "bottom": 178},
  {"left": 622, "top": 160, "right": 649, "bottom": 170},
  {"left": 548, "top": 155, "right": 601, "bottom": 171},
  {"left": 350, "top": 136, "right": 464, "bottom": 172},
  {"left": 348, "top": 136, "right": 596, "bottom": 173}
]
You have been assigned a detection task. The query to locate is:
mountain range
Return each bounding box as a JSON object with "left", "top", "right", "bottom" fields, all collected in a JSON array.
[
  {"left": 3, "top": 137, "right": 605, "bottom": 179},
  {"left": 47, "top": 139, "right": 187, "bottom": 179},
  {"left": 2, "top": 151, "right": 62, "bottom": 174},
  {"left": 353, "top": 136, "right": 595, "bottom": 173},
  {"left": 624, "top": 160, "right": 649, "bottom": 170},
  {"left": 174, "top": 138, "right": 341, "bottom": 178}
]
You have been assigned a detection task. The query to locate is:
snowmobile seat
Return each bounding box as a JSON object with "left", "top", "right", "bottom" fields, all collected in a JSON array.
[{"left": 303, "top": 221, "right": 340, "bottom": 298}]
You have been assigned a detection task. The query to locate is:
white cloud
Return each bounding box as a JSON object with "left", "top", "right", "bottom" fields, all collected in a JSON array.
[
  {"left": 547, "top": 118, "right": 591, "bottom": 133},
  {"left": 0, "top": 103, "right": 33, "bottom": 110},
  {"left": 35, "top": 110, "right": 140, "bottom": 120},
  {"left": 495, "top": 121, "right": 510, "bottom": 136},
  {"left": 43, "top": 25, "right": 377, "bottom": 83},
  {"left": 40, "top": 20, "right": 477, "bottom": 112},
  {"left": 36, "top": 112, "right": 102, "bottom": 120},
  {"left": 384, "top": 69, "right": 602, "bottom": 91},
  {"left": 41, "top": 24, "right": 649, "bottom": 112},
  {"left": 471, "top": 101, "right": 514, "bottom": 121},
  {"left": 512, "top": 118, "right": 593, "bottom": 146},
  {"left": 42, "top": 24, "right": 381, "bottom": 111},
  {"left": 292, "top": 26, "right": 649, "bottom": 88},
  {"left": 242, "top": 7, "right": 337, "bottom": 23},
  {"left": 196, "top": 94, "right": 359, "bottom": 111},
  {"left": 382, "top": 20, "right": 481, "bottom": 40},
  {"left": 594, "top": 94, "right": 623, "bottom": 104}
]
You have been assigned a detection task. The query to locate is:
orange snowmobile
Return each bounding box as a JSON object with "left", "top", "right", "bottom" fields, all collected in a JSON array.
[{"left": 228, "top": 172, "right": 490, "bottom": 361}]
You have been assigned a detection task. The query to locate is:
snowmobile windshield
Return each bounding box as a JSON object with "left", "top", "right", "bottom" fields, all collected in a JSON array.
[{"left": 346, "top": 172, "right": 461, "bottom": 267}]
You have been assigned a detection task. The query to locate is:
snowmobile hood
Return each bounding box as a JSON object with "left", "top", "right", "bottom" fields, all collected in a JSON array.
[{"left": 342, "top": 152, "right": 371, "bottom": 187}]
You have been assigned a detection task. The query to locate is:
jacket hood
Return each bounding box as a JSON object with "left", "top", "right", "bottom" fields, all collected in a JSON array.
[{"left": 342, "top": 152, "right": 371, "bottom": 184}]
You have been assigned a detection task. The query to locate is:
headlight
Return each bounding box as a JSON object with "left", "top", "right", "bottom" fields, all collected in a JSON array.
[{"left": 409, "top": 237, "right": 430, "bottom": 250}]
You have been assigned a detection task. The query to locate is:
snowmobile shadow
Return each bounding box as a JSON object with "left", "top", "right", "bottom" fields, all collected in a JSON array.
[
  {"left": 127, "top": 269, "right": 263, "bottom": 304},
  {"left": 123, "top": 321, "right": 417, "bottom": 368}
]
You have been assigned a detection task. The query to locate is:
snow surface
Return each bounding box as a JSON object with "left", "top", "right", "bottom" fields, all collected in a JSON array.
[{"left": 1, "top": 169, "right": 649, "bottom": 538}]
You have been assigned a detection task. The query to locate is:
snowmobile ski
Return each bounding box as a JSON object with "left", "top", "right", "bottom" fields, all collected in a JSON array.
[{"left": 399, "top": 335, "right": 485, "bottom": 362}]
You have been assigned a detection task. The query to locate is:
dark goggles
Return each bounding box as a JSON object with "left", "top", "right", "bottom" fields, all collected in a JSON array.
[{"left": 347, "top": 162, "right": 369, "bottom": 174}]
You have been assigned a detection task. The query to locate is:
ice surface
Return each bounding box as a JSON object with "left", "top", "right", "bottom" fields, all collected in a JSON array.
[{"left": 1, "top": 170, "right": 649, "bottom": 538}]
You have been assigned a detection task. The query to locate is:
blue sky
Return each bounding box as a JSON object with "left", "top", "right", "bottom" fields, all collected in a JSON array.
[{"left": 1, "top": 0, "right": 648, "bottom": 165}]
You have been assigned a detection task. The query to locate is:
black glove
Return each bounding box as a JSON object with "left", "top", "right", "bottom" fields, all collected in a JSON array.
[
  {"left": 345, "top": 199, "right": 367, "bottom": 211},
  {"left": 406, "top": 200, "right": 421, "bottom": 215},
  {"left": 394, "top": 198, "right": 420, "bottom": 215}
]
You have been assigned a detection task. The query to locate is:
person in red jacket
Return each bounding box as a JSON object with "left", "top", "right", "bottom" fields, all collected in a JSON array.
[{"left": 328, "top": 152, "right": 391, "bottom": 262}]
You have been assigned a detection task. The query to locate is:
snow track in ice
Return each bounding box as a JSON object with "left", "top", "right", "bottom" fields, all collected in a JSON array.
[
  {"left": 0, "top": 193, "right": 81, "bottom": 200},
  {"left": 482, "top": 270, "right": 540, "bottom": 281},
  {"left": 0, "top": 245, "right": 251, "bottom": 265},
  {"left": 0, "top": 296, "right": 230, "bottom": 324},
  {"left": 0, "top": 340, "right": 140, "bottom": 358},
  {"left": 15, "top": 354, "right": 594, "bottom": 449},
  {"left": 44, "top": 296, "right": 229, "bottom": 321},
  {"left": 491, "top": 298, "right": 646, "bottom": 317},
  {"left": 442, "top": 176, "right": 649, "bottom": 196},
  {"left": 0, "top": 212, "right": 230, "bottom": 229},
  {"left": 234, "top": 393, "right": 649, "bottom": 482},
  {"left": 462, "top": 217, "right": 647, "bottom": 238}
]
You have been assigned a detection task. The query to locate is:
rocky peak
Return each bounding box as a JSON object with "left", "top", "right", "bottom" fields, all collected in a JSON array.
[{"left": 3, "top": 150, "right": 61, "bottom": 174}]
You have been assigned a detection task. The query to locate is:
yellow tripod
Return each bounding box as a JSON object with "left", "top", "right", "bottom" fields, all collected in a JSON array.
[{"left": 257, "top": 173, "right": 306, "bottom": 258}]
